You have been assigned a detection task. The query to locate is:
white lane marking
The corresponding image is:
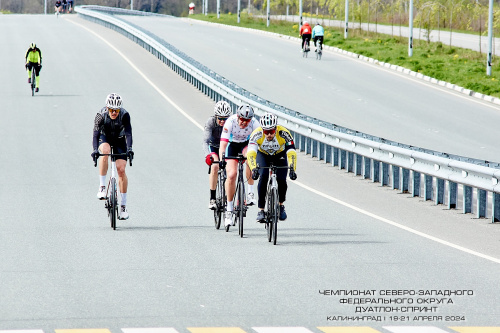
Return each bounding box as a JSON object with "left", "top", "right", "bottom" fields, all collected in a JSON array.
[
  {"left": 0, "top": 331, "right": 44, "bottom": 333},
  {"left": 70, "top": 16, "right": 500, "bottom": 265},
  {"left": 293, "top": 180, "right": 500, "bottom": 264},
  {"left": 252, "top": 328, "right": 314, "bottom": 333},
  {"left": 66, "top": 17, "right": 203, "bottom": 131},
  {"left": 383, "top": 327, "right": 450, "bottom": 333},
  {"left": 122, "top": 329, "right": 180, "bottom": 333}
]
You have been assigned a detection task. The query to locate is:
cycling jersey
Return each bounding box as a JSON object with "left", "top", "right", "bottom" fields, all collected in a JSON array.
[
  {"left": 55, "top": 0, "right": 62, "bottom": 7},
  {"left": 247, "top": 125, "right": 297, "bottom": 171},
  {"left": 202, "top": 115, "right": 223, "bottom": 155},
  {"left": 312, "top": 25, "right": 324, "bottom": 38},
  {"left": 300, "top": 23, "right": 312, "bottom": 36},
  {"left": 93, "top": 107, "right": 133, "bottom": 151},
  {"left": 220, "top": 114, "right": 259, "bottom": 143},
  {"left": 25, "top": 48, "right": 42, "bottom": 65}
]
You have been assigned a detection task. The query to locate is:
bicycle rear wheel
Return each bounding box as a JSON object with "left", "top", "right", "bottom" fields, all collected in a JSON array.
[
  {"left": 110, "top": 178, "right": 117, "bottom": 230},
  {"left": 270, "top": 187, "right": 279, "bottom": 245}
]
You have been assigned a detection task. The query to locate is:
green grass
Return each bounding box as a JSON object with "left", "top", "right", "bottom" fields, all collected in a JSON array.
[{"left": 191, "top": 13, "right": 500, "bottom": 98}]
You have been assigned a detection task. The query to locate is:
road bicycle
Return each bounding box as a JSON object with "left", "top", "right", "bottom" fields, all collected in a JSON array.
[
  {"left": 209, "top": 156, "right": 227, "bottom": 230},
  {"left": 316, "top": 39, "right": 323, "bottom": 60},
  {"left": 93, "top": 147, "right": 132, "bottom": 230},
  {"left": 224, "top": 154, "right": 248, "bottom": 237},
  {"left": 302, "top": 38, "right": 310, "bottom": 58},
  {"left": 29, "top": 67, "right": 36, "bottom": 96},
  {"left": 257, "top": 164, "right": 292, "bottom": 245}
]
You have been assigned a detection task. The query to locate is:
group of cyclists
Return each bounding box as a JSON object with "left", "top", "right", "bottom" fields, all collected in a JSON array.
[
  {"left": 88, "top": 96, "right": 297, "bottom": 227},
  {"left": 55, "top": 0, "right": 74, "bottom": 14},
  {"left": 299, "top": 21, "right": 325, "bottom": 52},
  {"left": 203, "top": 101, "right": 298, "bottom": 228}
]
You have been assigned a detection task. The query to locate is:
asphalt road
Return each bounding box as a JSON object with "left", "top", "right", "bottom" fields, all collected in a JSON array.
[{"left": 0, "top": 13, "right": 499, "bottom": 332}]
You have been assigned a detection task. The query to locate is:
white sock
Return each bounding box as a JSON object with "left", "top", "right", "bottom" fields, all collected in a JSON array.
[
  {"left": 99, "top": 175, "right": 106, "bottom": 187},
  {"left": 248, "top": 184, "right": 254, "bottom": 193},
  {"left": 227, "top": 200, "right": 233, "bottom": 212},
  {"left": 121, "top": 193, "right": 127, "bottom": 206}
]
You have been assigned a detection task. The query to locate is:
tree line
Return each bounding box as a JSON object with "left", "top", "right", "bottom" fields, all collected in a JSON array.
[{"left": 1, "top": 0, "right": 499, "bottom": 35}]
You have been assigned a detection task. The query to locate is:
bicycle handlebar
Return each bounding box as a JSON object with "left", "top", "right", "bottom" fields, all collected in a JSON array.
[{"left": 93, "top": 152, "right": 133, "bottom": 167}]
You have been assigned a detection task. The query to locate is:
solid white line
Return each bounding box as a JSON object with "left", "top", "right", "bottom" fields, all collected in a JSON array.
[
  {"left": 252, "top": 328, "right": 314, "bottom": 333},
  {"left": 293, "top": 180, "right": 500, "bottom": 265},
  {"left": 70, "top": 15, "right": 500, "bottom": 265}
]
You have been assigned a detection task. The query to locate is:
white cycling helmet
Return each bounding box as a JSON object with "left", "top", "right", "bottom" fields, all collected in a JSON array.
[
  {"left": 237, "top": 104, "right": 254, "bottom": 119},
  {"left": 106, "top": 93, "right": 122, "bottom": 109},
  {"left": 303, "top": 21, "right": 308, "bottom": 25},
  {"left": 30, "top": 42, "right": 36, "bottom": 49},
  {"left": 214, "top": 100, "right": 231, "bottom": 117},
  {"left": 260, "top": 113, "right": 278, "bottom": 130}
]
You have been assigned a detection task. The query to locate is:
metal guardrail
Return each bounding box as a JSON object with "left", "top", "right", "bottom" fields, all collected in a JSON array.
[{"left": 75, "top": 5, "right": 500, "bottom": 222}]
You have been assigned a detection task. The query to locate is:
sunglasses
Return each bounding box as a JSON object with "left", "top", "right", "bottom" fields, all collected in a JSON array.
[
  {"left": 108, "top": 108, "right": 120, "bottom": 114},
  {"left": 238, "top": 117, "right": 251, "bottom": 123},
  {"left": 263, "top": 129, "right": 276, "bottom": 135},
  {"left": 217, "top": 117, "right": 228, "bottom": 121}
]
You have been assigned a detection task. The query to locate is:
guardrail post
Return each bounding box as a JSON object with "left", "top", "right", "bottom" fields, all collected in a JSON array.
[
  {"left": 424, "top": 175, "right": 433, "bottom": 201},
  {"left": 311, "top": 139, "right": 317, "bottom": 158},
  {"left": 463, "top": 186, "right": 472, "bottom": 213},
  {"left": 477, "top": 189, "right": 487, "bottom": 218},
  {"left": 347, "top": 152, "right": 354, "bottom": 172},
  {"left": 299, "top": 134, "right": 306, "bottom": 152},
  {"left": 339, "top": 150, "right": 346, "bottom": 170},
  {"left": 325, "top": 145, "right": 332, "bottom": 164},
  {"left": 381, "top": 162, "right": 389, "bottom": 186},
  {"left": 492, "top": 193, "right": 500, "bottom": 222},
  {"left": 392, "top": 165, "right": 400, "bottom": 190},
  {"left": 318, "top": 142, "right": 324, "bottom": 160},
  {"left": 401, "top": 168, "right": 409, "bottom": 193},
  {"left": 354, "top": 154, "right": 362, "bottom": 176},
  {"left": 435, "top": 178, "right": 444, "bottom": 205},
  {"left": 371, "top": 160, "right": 380, "bottom": 183},
  {"left": 332, "top": 147, "right": 339, "bottom": 167},
  {"left": 448, "top": 181, "right": 457, "bottom": 209},
  {"left": 363, "top": 156, "right": 371, "bottom": 179},
  {"left": 412, "top": 171, "right": 421, "bottom": 197}
]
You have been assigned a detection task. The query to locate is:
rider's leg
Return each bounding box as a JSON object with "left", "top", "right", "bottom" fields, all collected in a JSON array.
[{"left": 116, "top": 159, "right": 128, "bottom": 197}]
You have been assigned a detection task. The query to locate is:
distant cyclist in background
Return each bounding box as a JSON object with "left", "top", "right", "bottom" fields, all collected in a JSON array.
[
  {"left": 54, "top": 0, "right": 62, "bottom": 14},
  {"left": 312, "top": 23, "right": 324, "bottom": 52},
  {"left": 247, "top": 113, "right": 297, "bottom": 222},
  {"left": 67, "top": 0, "right": 74, "bottom": 13},
  {"left": 61, "top": 0, "right": 68, "bottom": 13},
  {"left": 299, "top": 21, "right": 312, "bottom": 51},
  {"left": 219, "top": 104, "right": 259, "bottom": 227},
  {"left": 92, "top": 93, "right": 134, "bottom": 220},
  {"left": 203, "top": 100, "right": 232, "bottom": 209},
  {"left": 25, "top": 43, "right": 42, "bottom": 93}
]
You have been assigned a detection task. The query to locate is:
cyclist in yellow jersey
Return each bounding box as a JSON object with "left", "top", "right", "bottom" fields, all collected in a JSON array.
[
  {"left": 25, "top": 43, "right": 42, "bottom": 92},
  {"left": 247, "top": 113, "right": 297, "bottom": 222}
]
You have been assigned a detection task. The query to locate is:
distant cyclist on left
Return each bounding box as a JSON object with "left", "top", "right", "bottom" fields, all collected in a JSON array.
[{"left": 25, "top": 43, "right": 42, "bottom": 93}]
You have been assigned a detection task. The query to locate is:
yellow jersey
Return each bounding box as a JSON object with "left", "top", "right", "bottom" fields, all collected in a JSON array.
[{"left": 247, "top": 125, "right": 297, "bottom": 171}]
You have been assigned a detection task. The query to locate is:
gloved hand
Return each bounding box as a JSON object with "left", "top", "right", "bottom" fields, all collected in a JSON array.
[
  {"left": 91, "top": 149, "right": 99, "bottom": 161},
  {"left": 219, "top": 159, "right": 226, "bottom": 169},
  {"left": 205, "top": 154, "right": 213, "bottom": 166},
  {"left": 289, "top": 170, "right": 297, "bottom": 180},
  {"left": 127, "top": 148, "right": 134, "bottom": 160},
  {"left": 251, "top": 168, "right": 259, "bottom": 180}
]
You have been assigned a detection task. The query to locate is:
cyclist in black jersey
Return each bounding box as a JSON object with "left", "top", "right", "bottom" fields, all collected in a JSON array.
[
  {"left": 203, "top": 101, "right": 232, "bottom": 209},
  {"left": 92, "top": 93, "right": 134, "bottom": 220}
]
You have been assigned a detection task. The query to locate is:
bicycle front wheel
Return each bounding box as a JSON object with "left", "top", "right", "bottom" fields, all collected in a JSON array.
[
  {"left": 270, "top": 187, "right": 279, "bottom": 245},
  {"left": 110, "top": 178, "right": 117, "bottom": 230},
  {"left": 237, "top": 181, "right": 245, "bottom": 238},
  {"left": 31, "top": 69, "right": 36, "bottom": 96},
  {"left": 265, "top": 189, "right": 273, "bottom": 242},
  {"left": 214, "top": 171, "right": 225, "bottom": 229}
]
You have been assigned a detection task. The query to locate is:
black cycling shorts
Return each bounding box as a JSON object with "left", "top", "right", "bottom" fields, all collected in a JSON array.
[
  {"left": 99, "top": 134, "right": 128, "bottom": 161},
  {"left": 225, "top": 141, "right": 248, "bottom": 159}
]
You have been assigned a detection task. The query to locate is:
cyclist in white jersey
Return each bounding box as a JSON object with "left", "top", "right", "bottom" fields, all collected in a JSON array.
[{"left": 219, "top": 104, "right": 259, "bottom": 227}]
